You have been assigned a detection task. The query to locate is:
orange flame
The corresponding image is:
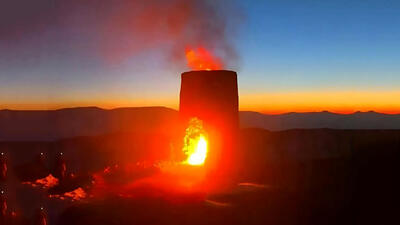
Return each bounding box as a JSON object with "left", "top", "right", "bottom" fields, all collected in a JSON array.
[
  {"left": 182, "top": 118, "right": 208, "bottom": 166},
  {"left": 62, "top": 187, "right": 87, "bottom": 201},
  {"left": 49, "top": 187, "right": 87, "bottom": 201},
  {"left": 185, "top": 47, "right": 222, "bottom": 71},
  {"left": 22, "top": 174, "right": 59, "bottom": 189}
]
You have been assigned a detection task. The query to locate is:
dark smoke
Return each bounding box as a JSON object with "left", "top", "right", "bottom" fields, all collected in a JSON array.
[{"left": 0, "top": 0, "right": 241, "bottom": 67}]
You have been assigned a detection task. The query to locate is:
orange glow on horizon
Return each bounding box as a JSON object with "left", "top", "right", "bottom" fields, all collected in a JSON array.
[
  {"left": 240, "top": 90, "right": 400, "bottom": 114},
  {"left": 185, "top": 47, "right": 223, "bottom": 71},
  {"left": 2, "top": 90, "right": 400, "bottom": 115}
]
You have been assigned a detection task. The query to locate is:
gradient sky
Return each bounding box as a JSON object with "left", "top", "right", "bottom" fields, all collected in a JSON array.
[{"left": 1, "top": 0, "right": 400, "bottom": 113}]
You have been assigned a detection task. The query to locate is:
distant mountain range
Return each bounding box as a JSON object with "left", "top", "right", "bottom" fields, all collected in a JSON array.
[
  {"left": 1, "top": 107, "right": 400, "bottom": 141},
  {"left": 0, "top": 107, "right": 178, "bottom": 141},
  {"left": 240, "top": 111, "right": 400, "bottom": 131}
]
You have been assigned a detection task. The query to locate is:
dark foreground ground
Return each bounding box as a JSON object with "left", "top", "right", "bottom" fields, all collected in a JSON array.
[{"left": 1, "top": 128, "right": 399, "bottom": 225}]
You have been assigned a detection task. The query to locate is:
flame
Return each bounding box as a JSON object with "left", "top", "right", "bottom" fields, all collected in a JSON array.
[
  {"left": 187, "top": 135, "right": 207, "bottom": 165},
  {"left": 22, "top": 174, "right": 59, "bottom": 189},
  {"left": 49, "top": 187, "right": 87, "bottom": 201},
  {"left": 185, "top": 47, "right": 222, "bottom": 71},
  {"left": 182, "top": 118, "right": 208, "bottom": 166},
  {"left": 62, "top": 187, "right": 87, "bottom": 201}
]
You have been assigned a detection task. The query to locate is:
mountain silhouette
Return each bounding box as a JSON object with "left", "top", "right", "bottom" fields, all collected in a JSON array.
[
  {"left": 1, "top": 107, "right": 400, "bottom": 141},
  {"left": 0, "top": 107, "right": 178, "bottom": 141},
  {"left": 240, "top": 110, "right": 400, "bottom": 131}
]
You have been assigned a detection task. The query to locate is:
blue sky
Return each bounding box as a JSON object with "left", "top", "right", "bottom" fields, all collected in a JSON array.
[{"left": 237, "top": 0, "right": 400, "bottom": 92}]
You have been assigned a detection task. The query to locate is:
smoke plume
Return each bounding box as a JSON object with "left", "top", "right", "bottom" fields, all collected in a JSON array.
[{"left": 0, "top": 0, "right": 241, "bottom": 68}]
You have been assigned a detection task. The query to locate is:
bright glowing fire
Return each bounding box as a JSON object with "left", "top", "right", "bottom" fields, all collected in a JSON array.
[
  {"left": 22, "top": 174, "right": 59, "bottom": 189},
  {"left": 50, "top": 187, "right": 87, "bottom": 201},
  {"left": 182, "top": 117, "right": 208, "bottom": 166},
  {"left": 185, "top": 47, "right": 222, "bottom": 71}
]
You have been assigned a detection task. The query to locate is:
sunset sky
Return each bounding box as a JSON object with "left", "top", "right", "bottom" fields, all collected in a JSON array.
[{"left": 1, "top": 0, "right": 400, "bottom": 114}]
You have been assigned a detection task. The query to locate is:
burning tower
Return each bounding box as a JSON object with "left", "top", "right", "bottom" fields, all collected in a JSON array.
[{"left": 180, "top": 70, "right": 239, "bottom": 176}]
